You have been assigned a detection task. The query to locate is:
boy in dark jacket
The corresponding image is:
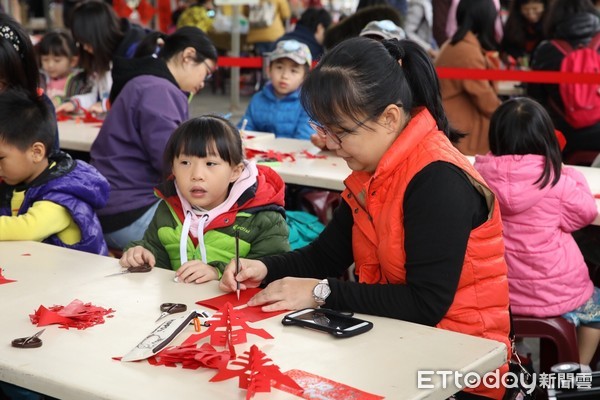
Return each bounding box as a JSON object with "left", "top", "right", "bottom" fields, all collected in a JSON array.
[{"left": 0, "top": 89, "right": 109, "bottom": 255}]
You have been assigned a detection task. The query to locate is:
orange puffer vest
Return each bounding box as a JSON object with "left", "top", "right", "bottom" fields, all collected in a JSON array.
[{"left": 342, "top": 109, "right": 510, "bottom": 399}]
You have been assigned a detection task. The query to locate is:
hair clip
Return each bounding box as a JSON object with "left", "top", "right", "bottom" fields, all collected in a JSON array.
[{"left": 0, "top": 25, "right": 22, "bottom": 56}]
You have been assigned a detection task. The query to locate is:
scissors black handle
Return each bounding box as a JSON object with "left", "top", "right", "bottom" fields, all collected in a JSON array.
[
  {"left": 11, "top": 337, "right": 42, "bottom": 348},
  {"left": 160, "top": 303, "right": 187, "bottom": 313},
  {"left": 128, "top": 264, "right": 152, "bottom": 273}
]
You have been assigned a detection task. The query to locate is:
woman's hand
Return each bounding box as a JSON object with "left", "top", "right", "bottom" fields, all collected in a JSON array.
[
  {"left": 176, "top": 260, "right": 218, "bottom": 284},
  {"left": 219, "top": 257, "right": 267, "bottom": 293},
  {"left": 247, "top": 277, "right": 321, "bottom": 312},
  {"left": 119, "top": 246, "right": 155, "bottom": 268}
]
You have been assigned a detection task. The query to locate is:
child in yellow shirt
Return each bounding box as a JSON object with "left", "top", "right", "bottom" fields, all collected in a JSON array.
[{"left": 0, "top": 89, "right": 109, "bottom": 255}]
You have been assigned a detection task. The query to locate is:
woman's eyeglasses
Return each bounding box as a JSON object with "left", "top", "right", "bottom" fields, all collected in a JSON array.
[
  {"left": 203, "top": 60, "right": 215, "bottom": 82},
  {"left": 309, "top": 116, "right": 372, "bottom": 146}
]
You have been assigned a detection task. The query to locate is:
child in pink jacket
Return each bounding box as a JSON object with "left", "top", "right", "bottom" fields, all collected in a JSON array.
[{"left": 475, "top": 97, "right": 599, "bottom": 368}]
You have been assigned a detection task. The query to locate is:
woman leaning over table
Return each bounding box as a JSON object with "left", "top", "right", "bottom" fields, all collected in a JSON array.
[{"left": 220, "top": 37, "right": 511, "bottom": 400}]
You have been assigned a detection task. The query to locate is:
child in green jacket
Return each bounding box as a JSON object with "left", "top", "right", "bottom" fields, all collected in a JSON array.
[{"left": 119, "top": 115, "right": 290, "bottom": 283}]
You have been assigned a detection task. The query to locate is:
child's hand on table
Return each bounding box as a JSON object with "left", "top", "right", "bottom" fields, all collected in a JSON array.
[
  {"left": 56, "top": 101, "right": 77, "bottom": 114},
  {"left": 176, "top": 260, "right": 219, "bottom": 284},
  {"left": 119, "top": 246, "right": 155, "bottom": 268}
]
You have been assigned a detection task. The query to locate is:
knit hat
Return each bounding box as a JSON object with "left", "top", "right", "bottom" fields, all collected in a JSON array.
[
  {"left": 269, "top": 40, "right": 312, "bottom": 66},
  {"left": 360, "top": 20, "right": 406, "bottom": 41}
]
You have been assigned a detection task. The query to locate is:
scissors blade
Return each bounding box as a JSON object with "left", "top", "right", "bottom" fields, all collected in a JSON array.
[
  {"left": 105, "top": 270, "right": 130, "bottom": 277},
  {"left": 155, "top": 311, "right": 170, "bottom": 323},
  {"left": 23, "top": 329, "right": 45, "bottom": 345}
]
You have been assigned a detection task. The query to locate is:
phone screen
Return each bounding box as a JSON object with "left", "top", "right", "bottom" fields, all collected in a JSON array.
[{"left": 289, "top": 310, "right": 366, "bottom": 331}]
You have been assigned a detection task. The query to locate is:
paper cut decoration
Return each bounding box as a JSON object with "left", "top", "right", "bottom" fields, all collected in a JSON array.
[
  {"left": 30, "top": 299, "right": 115, "bottom": 330},
  {"left": 146, "top": 342, "right": 230, "bottom": 370},
  {"left": 211, "top": 345, "right": 303, "bottom": 400},
  {"left": 0, "top": 268, "right": 16, "bottom": 284},
  {"left": 112, "top": 0, "right": 133, "bottom": 18},
  {"left": 274, "top": 369, "right": 384, "bottom": 400},
  {"left": 183, "top": 302, "right": 272, "bottom": 358},
  {"left": 136, "top": 0, "right": 156, "bottom": 25},
  {"left": 156, "top": 0, "right": 172, "bottom": 32},
  {"left": 196, "top": 288, "right": 287, "bottom": 323},
  {"left": 245, "top": 148, "right": 296, "bottom": 162}
]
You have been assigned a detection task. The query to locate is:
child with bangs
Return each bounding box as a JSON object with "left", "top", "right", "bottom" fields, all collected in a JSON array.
[{"left": 119, "top": 116, "right": 290, "bottom": 283}]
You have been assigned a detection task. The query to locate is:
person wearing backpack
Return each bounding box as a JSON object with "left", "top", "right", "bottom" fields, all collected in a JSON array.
[
  {"left": 528, "top": 0, "right": 600, "bottom": 157},
  {"left": 246, "top": 0, "right": 291, "bottom": 56}
]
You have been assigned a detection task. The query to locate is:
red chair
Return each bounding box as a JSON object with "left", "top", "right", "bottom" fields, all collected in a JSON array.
[{"left": 512, "top": 315, "right": 580, "bottom": 373}]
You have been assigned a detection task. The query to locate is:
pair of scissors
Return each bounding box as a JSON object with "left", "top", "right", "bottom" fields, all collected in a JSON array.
[
  {"left": 12, "top": 329, "right": 45, "bottom": 348},
  {"left": 156, "top": 303, "right": 187, "bottom": 322},
  {"left": 105, "top": 264, "right": 152, "bottom": 277}
]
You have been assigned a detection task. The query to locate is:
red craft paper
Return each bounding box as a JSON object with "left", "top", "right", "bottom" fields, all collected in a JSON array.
[
  {"left": 196, "top": 288, "right": 287, "bottom": 322},
  {"left": 183, "top": 302, "right": 273, "bottom": 358},
  {"left": 211, "top": 345, "right": 302, "bottom": 400},
  {"left": 146, "top": 342, "right": 230, "bottom": 370},
  {"left": 30, "top": 299, "right": 115, "bottom": 329},
  {"left": 0, "top": 268, "right": 16, "bottom": 284},
  {"left": 136, "top": 0, "right": 156, "bottom": 26},
  {"left": 301, "top": 150, "right": 327, "bottom": 159},
  {"left": 245, "top": 148, "right": 296, "bottom": 162},
  {"left": 275, "top": 369, "right": 384, "bottom": 400}
]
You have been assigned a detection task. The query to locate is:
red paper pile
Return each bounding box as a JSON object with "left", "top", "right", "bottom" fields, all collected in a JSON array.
[
  {"left": 147, "top": 342, "right": 230, "bottom": 370},
  {"left": 30, "top": 299, "right": 115, "bottom": 330}
]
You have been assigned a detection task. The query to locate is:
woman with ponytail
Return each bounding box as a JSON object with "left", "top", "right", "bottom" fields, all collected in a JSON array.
[{"left": 219, "top": 37, "right": 511, "bottom": 399}]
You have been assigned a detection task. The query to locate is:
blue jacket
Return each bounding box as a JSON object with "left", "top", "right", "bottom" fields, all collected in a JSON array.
[
  {"left": 0, "top": 152, "right": 109, "bottom": 255},
  {"left": 238, "top": 83, "right": 314, "bottom": 140}
]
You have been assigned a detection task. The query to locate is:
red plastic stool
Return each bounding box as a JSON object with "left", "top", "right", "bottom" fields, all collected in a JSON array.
[{"left": 512, "top": 315, "right": 580, "bottom": 373}]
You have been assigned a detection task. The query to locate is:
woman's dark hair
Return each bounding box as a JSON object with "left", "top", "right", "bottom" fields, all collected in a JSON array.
[
  {"left": 502, "top": 0, "right": 547, "bottom": 54},
  {"left": 298, "top": 7, "right": 333, "bottom": 33},
  {"left": 488, "top": 97, "right": 561, "bottom": 188},
  {"left": 70, "top": 0, "right": 124, "bottom": 74},
  {"left": 301, "top": 36, "right": 461, "bottom": 143},
  {"left": 38, "top": 29, "right": 78, "bottom": 58},
  {"left": 163, "top": 115, "right": 243, "bottom": 178},
  {"left": 451, "top": 0, "right": 498, "bottom": 51},
  {"left": 0, "top": 13, "right": 39, "bottom": 97},
  {"left": 157, "top": 26, "right": 218, "bottom": 62},
  {"left": 543, "top": 0, "right": 600, "bottom": 38}
]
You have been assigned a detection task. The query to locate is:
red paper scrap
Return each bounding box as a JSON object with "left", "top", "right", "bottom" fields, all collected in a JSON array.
[
  {"left": 211, "top": 345, "right": 302, "bottom": 400},
  {"left": 301, "top": 150, "right": 327, "bottom": 159},
  {"left": 0, "top": 268, "right": 16, "bottom": 284},
  {"left": 275, "top": 369, "right": 385, "bottom": 400},
  {"left": 30, "top": 299, "right": 115, "bottom": 329},
  {"left": 245, "top": 148, "right": 296, "bottom": 162},
  {"left": 183, "top": 302, "right": 273, "bottom": 358},
  {"left": 146, "top": 342, "right": 230, "bottom": 370},
  {"left": 196, "top": 288, "right": 287, "bottom": 322}
]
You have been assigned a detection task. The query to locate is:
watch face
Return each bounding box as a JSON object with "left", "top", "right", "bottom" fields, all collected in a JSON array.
[{"left": 314, "top": 282, "right": 331, "bottom": 300}]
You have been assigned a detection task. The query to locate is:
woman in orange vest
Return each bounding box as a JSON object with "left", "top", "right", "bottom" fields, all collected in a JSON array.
[{"left": 220, "top": 37, "right": 511, "bottom": 399}]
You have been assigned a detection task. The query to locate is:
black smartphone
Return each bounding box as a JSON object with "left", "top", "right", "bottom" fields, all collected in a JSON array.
[{"left": 282, "top": 308, "right": 373, "bottom": 338}]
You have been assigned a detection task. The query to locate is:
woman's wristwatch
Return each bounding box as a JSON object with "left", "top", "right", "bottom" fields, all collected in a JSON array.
[{"left": 312, "top": 279, "right": 331, "bottom": 306}]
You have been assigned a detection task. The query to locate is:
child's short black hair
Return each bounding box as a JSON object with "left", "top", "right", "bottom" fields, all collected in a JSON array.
[
  {"left": 163, "top": 115, "right": 243, "bottom": 178},
  {"left": 0, "top": 89, "right": 54, "bottom": 152},
  {"left": 38, "top": 29, "right": 78, "bottom": 58}
]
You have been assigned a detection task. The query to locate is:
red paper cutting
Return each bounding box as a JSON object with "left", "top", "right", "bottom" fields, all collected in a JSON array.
[
  {"left": 274, "top": 369, "right": 384, "bottom": 400},
  {"left": 183, "top": 302, "right": 272, "bottom": 358},
  {"left": 136, "top": 0, "right": 156, "bottom": 26},
  {"left": 30, "top": 299, "right": 115, "bottom": 329},
  {"left": 245, "top": 148, "right": 296, "bottom": 162},
  {"left": 196, "top": 288, "right": 287, "bottom": 322},
  {"left": 112, "top": 0, "right": 133, "bottom": 18},
  {"left": 146, "top": 342, "right": 230, "bottom": 370},
  {"left": 301, "top": 150, "right": 327, "bottom": 159},
  {"left": 210, "top": 345, "right": 303, "bottom": 400},
  {"left": 0, "top": 268, "right": 16, "bottom": 284}
]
